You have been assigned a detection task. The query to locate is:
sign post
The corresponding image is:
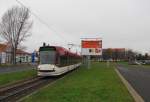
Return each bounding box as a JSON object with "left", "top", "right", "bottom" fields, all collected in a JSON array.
[
  {"left": 87, "top": 55, "right": 91, "bottom": 69},
  {"left": 81, "top": 38, "right": 102, "bottom": 69}
]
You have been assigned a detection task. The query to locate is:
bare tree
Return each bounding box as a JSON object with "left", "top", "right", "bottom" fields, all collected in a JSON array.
[
  {"left": 126, "top": 49, "right": 137, "bottom": 62},
  {"left": 0, "top": 6, "right": 32, "bottom": 64}
]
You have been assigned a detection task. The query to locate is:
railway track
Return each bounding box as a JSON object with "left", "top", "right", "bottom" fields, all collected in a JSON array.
[{"left": 0, "top": 77, "right": 57, "bottom": 102}]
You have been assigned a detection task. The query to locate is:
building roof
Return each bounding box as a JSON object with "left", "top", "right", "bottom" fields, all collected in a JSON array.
[
  {"left": 0, "top": 43, "right": 30, "bottom": 55},
  {"left": 0, "top": 43, "right": 8, "bottom": 52},
  {"left": 16, "top": 49, "right": 31, "bottom": 55}
]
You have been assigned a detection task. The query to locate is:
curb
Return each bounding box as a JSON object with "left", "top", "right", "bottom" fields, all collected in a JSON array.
[{"left": 115, "top": 68, "right": 144, "bottom": 102}]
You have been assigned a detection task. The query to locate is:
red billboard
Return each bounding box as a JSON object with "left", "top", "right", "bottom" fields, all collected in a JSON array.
[
  {"left": 81, "top": 40, "right": 102, "bottom": 55},
  {"left": 82, "top": 40, "right": 102, "bottom": 48}
]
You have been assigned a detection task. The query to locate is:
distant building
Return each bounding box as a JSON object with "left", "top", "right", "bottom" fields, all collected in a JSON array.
[
  {"left": 102, "top": 48, "right": 126, "bottom": 61},
  {"left": 15, "top": 49, "right": 31, "bottom": 63},
  {"left": 0, "top": 43, "right": 31, "bottom": 64}
]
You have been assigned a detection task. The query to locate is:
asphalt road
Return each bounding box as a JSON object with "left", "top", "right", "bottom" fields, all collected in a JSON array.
[
  {"left": 117, "top": 65, "right": 150, "bottom": 102},
  {"left": 0, "top": 65, "right": 36, "bottom": 74}
]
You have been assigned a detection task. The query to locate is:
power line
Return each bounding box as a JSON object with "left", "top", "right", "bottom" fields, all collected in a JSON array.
[{"left": 15, "top": 0, "right": 69, "bottom": 44}]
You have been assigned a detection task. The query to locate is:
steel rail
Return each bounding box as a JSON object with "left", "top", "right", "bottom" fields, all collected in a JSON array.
[{"left": 0, "top": 77, "right": 57, "bottom": 102}]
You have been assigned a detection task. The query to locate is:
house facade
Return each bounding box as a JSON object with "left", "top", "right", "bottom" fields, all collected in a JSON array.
[{"left": 0, "top": 43, "right": 31, "bottom": 64}]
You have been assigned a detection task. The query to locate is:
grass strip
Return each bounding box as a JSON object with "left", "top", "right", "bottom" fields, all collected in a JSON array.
[
  {"left": 0, "top": 69, "right": 37, "bottom": 86},
  {"left": 23, "top": 62, "right": 134, "bottom": 102}
]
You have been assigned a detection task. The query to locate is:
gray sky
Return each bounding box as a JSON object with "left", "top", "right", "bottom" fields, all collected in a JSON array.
[{"left": 0, "top": 0, "right": 150, "bottom": 54}]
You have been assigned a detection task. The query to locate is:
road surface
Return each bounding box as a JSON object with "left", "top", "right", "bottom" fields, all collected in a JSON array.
[{"left": 117, "top": 64, "right": 150, "bottom": 102}]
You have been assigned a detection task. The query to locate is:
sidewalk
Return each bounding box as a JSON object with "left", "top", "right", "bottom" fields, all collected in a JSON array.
[{"left": 0, "top": 64, "right": 36, "bottom": 74}]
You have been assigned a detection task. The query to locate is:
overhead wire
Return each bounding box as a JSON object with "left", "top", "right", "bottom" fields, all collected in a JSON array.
[{"left": 15, "top": 0, "right": 69, "bottom": 45}]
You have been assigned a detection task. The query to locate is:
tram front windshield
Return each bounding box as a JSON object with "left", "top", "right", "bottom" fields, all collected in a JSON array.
[{"left": 40, "top": 51, "right": 55, "bottom": 64}]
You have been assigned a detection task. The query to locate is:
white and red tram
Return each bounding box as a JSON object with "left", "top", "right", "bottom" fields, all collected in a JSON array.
[{"left": 37, "top": 44, "right": 82, "bottom": 76}]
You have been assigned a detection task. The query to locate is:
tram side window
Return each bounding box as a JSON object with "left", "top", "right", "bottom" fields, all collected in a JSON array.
[
  {"left": 60, "top": 56, "right": 68, "bottom": 67},
  {"left": 59, "top": 55, "right": 81, "bottom": 67}
]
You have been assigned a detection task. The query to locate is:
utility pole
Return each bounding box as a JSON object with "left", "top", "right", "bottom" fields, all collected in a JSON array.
[
  {"left": 67, "top": 43, "right": 80, "bottom": 54},
  {"left": 68, "top": 43, "right": 74, "bottom": 51}
]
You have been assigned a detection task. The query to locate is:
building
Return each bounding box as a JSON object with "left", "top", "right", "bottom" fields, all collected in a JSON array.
[
  {"left": 0, "top": 43, "right": 31, "bottom": 64},
  {"left": 15, "top": 49, "right": 31, "bottom": 63},
  {"left": 102, "top": 48, "right": 126, "bottom": 61}
]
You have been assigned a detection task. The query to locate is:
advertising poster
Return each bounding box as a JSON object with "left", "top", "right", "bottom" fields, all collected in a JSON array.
[{"left": 81, "top": 40, "right": 102, "bottom": 55}]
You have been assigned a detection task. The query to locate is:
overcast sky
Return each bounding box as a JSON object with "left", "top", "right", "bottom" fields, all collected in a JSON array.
[{"left": 0, "top": 0, "right": 150, "bottom": 54}]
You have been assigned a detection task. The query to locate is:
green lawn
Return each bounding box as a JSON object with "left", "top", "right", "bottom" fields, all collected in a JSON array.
[
  {"left": 142, "top": 64, "right": 150, "bottom": 68},
  {"left": 0, "top": 69, "right": 37, "bottom": 86},
  {"left": 0, "top": 64, "right": 35, "bottom": 68},
  {"left": 22, "top": 62, "right": 134, "bottom": 102}
]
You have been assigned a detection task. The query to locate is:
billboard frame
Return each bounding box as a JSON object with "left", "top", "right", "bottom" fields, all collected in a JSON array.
[{"left": 81, "top": 38, "right": 102, "bottom": 56}]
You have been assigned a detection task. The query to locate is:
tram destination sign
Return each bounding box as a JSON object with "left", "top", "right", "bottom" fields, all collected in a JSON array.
[{"left": 81, "top": 39, "right": 102, "bottom": 55}]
